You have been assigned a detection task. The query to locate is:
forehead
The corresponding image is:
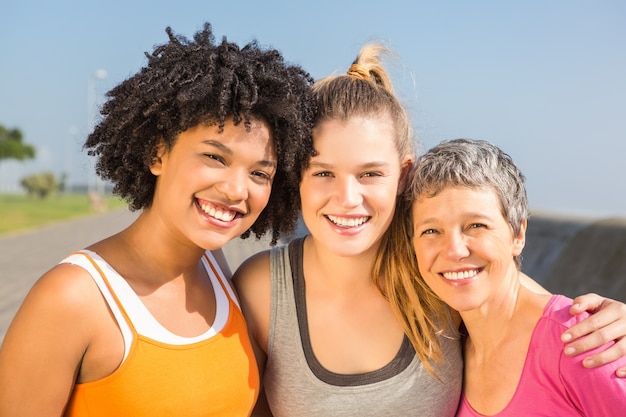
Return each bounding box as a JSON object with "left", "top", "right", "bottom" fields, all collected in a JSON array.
[
  {"left": 312, "top": 115, "right": 397, "bottom": 154},
  {"left": 413, "top": 185, "right": 502, "bottom": 212},
  {"left": 177, "top": 118, "right": 275, "bottom": 156}
]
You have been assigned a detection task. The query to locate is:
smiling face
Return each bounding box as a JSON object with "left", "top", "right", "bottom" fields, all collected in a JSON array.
[
  {"left": 149, "top": 117, "right": 276, "bottom": 250},
  {"left": 411, "top": 185, "right": 526, "bottom": 313},
  {"left": 300, "top": 114, "right": 410, "bottom": 258}
]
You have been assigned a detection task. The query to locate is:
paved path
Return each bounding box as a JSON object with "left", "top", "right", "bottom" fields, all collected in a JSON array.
[{"left": 0, "top": 209, "right": 275, "bottom": 344}]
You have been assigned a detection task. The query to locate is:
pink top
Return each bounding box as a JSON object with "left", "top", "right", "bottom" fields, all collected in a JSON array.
[{"left": 457, "top": 294, "right": 626, "bottom": 416}]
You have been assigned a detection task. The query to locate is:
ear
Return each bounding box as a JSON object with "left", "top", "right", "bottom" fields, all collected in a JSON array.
[
  {"left": 512, "top": 219, "right": 527, "bottom": 256},
  {"left": 397, "top": 158, "right": 413, "bottom": 196},
  {"left": 149, "top": 141, "right": 167, "bottom": 176}
]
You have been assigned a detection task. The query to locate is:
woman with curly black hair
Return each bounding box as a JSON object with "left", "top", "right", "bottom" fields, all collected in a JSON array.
[{"left": 0, "top": 22, "right": 315, "bottom": 416}]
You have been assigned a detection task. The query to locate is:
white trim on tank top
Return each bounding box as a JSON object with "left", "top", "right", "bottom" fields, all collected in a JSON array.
[{"left": 62, "top": 250, "right": 231, "bottom": 361}]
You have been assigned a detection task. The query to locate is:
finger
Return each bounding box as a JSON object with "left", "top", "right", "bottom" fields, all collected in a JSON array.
[
  {"left": 564, "top": 334, "right": 611, "bottom": 359},
  {"left": 564, "top": 336, "right": 626, "bottom": 371},
  {"left": 561, "top": 310, "right": 615, "bottom": 344},
  {"left": 617, "top": 367, "right": 626, "bottom": 378},
  {"left": 571, "top": 337, "right": 626, "bottom": 368},
  {"left": 568, "top": 293, "right": 603, "bottom": 315}
]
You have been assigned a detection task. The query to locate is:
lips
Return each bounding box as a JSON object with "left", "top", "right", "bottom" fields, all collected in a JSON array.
[
  {"left": 197, "top": 198, "right": 241, "bottom": 222},
  {"left": 326, "top": 214, "right": 370, "bottom": 228},
  {"left": 442, "top": 269, "right": 481, "bottom": 281}
]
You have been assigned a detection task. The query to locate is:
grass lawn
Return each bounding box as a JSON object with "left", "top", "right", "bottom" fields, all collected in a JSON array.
[{"left": 0, "top": 193, "right": 128, "bottom": 236}]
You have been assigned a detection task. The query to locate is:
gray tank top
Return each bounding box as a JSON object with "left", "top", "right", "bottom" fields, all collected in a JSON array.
[{"left": 263, "top": 237, "right": 463, "bottom": 417}]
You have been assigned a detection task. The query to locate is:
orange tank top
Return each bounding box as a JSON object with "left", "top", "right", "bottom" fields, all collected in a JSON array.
[{"left": 63, "top": 251, "right": 259, "bottom": 417}]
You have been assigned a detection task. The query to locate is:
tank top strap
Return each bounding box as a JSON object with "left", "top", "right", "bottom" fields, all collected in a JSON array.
[
  {"left": 65, "top": 251, "right": 136, "bottom": 333},
  {"left": 202, "top": 251, "right": 241, "bottom": 311}
]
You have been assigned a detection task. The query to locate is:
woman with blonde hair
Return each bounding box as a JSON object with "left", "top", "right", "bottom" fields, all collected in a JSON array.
[{"left": 234, "top": 43, "right": 626, "bottom": 417}]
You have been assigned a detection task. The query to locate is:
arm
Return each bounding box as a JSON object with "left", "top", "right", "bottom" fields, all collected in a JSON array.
[
  {"left": 520, "top": 275, "right": 626, "bottom": 376},
  {"left": 0, "top": 264, "right": 96, "bottom": 416},
  {"left": 231, "top": 251, "right": 274, "bottom": 417},
  {"left": 560, "top": 328, "right": 626, "bottom": 416},
  {"left": 561, "top": 293, "right": 626, "bottom": 377},
  {"left": 251, "top": 387, "right": 274, "bottom": 417},
  {"left": 247, "top": 332, "right": 273, "bottom": 417}
]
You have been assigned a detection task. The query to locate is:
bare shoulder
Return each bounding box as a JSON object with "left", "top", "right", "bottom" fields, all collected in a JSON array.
[
  {"left": 519, "top": 272, "right": 550, "bottom": 295},
  {"left": 4, "top": 262, "right": 104, "bottom": 350},
  {"left": 0, "top": 263, "right": 106, "bottom": 415},
  {"left": 19, "top": 262, "right": 102, "bottom": 323},
  {"left": 232, "top": 249, "right": 272, "bottom": 292},
  {"left": 231, "top": 250, "right": 272, "bottom": 352}
]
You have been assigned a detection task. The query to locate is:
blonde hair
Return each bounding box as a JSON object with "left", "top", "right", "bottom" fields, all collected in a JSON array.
[
  {"left": 311, "top": 44, "right": 412, "bottom": 160},
  {"left": 311, "top": 43, "right": 450, "bottom": 375}
]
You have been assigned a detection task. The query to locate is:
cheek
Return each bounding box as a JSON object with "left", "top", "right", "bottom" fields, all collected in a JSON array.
[
  {"left": 248, "top": 183, "right": 273, "bottom": 210},
  {"left": 484, "top": 236, "right": 514, "bottom": 258},
  {"left": 299, "top": 180, "right": 325, "bottom": 210},
  {"left": 412, "top": 240, "right": 436, "bottom": 269},
  {"left": 372, "top": 180, "right": 402, "bottom": 210},
  {"left": 377, "top": 190, "right": 398, "bottom": 210}
]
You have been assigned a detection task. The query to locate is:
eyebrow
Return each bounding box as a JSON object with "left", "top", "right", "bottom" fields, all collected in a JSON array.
[
  {"left": 414, "top": 212, "right": 493, "bottom": 225},
  {"left": 308, "top": 160, "right": 390, "bottom": 170},
  {"left": 202, "top": 139, "right": 276, "bottom": 168},
  {"left": 203, "top": 140, "right": 232, "bottom": 155}
]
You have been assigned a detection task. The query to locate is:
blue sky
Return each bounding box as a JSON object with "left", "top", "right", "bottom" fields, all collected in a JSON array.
[{"left": 1, "top": 0, "right": 625, "bottom": 217}]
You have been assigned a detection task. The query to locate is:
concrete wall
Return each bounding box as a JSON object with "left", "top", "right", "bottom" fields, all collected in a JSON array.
[{"left": 523, "top": 213, "right": 626, "bottom": 301}]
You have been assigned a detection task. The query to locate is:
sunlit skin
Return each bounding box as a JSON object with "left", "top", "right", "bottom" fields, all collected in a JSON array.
[
  {"left": 300, "top": 115, "right": 410, "bottom": 260},
  {"left": 410, "top": 186, "right": 626, "bottom": 375},
  {"left": 411, "top": 185, "right": 526, "bottom": 317},
  {"left": 149, "top": 118, "right": 276, "bottom": 253},
  {"left": 411, "top": 185, "right": 557, "bottom": 413},
  {"left": 0, "top": 117, "right": 277, "bottom": 415},
  {"left": 289, "top": 115, "right": 413, "bottom": 374},
  {"left": 80, "top": 117, "right": 278, "bottom": 379},
  {"left": 232, "top": 113, "right": 413, "bottom": 387}
]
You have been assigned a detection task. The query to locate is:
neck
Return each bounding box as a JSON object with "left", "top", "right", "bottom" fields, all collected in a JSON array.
[
  {"left": 91, "top": 210, "right": 207, "bottom": 288},
  {"left": 303, "top": 235, "right": 379, "bottom": 293},
  {"left": 461, "top": 280, "right": 550, "bottom": 357}
]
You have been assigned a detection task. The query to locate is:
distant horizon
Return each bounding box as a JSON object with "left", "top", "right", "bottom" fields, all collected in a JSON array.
[{"left": 0, "top": 182, "right": 617, "bottom": 223}]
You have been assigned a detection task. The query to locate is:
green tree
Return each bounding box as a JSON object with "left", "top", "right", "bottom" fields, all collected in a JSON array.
[
  {"left": 20, "top": 172, "right": 58, "bottom": 198},
  {"left": 0, "top": 124, "right": 36, "bottom": 162}
]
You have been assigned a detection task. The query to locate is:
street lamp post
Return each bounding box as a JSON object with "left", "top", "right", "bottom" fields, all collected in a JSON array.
[
  {"left": 66, "top": 125, "right": 78, "bottom": 193},
  {"left": 87, "top": 69, "right": 107, "bottom": 196}
]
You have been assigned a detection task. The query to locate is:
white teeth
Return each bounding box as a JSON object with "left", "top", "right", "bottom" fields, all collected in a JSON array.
[
  {"left": 327, "top": 215, "right": 368, "bottom": 227},
  {"left": 200, "top": 203, "right": 236, "bottom": 222},
  {"left": 442, "top": 269, "right": 479, "bottom": 280}
]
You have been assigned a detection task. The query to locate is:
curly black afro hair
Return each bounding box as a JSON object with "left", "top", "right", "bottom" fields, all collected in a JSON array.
[{"left": 85, "top": 22, "right": 316, "bottom": 244}]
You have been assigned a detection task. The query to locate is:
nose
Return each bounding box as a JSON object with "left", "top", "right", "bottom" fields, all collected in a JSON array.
[
  {"left": 334, "top": 176, "right": 363, "bottom": 208},
  {"left": 443, "top": 231, "right": 470, "bottom": 260},
  {"left": 215, "top": 170, "right": 248, "bottom": 202}
]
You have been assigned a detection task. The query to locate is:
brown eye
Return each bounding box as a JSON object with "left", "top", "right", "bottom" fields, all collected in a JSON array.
[
  {"left": 252, "top": 170, "right": 272, "bottom": 182},
  {"left": 204, "top": 153, "right": 225, "bottom": 165}
]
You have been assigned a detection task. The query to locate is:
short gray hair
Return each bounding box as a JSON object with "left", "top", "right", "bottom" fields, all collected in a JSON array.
[{"left": 408, "top": 138, "right": 529, "bottom": 267}]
